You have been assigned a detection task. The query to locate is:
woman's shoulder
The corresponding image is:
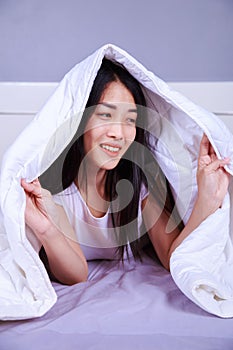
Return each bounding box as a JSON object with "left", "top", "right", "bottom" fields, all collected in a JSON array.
[
  {"left": 52, "top": 182, "right": 78, "bottom": 204},
  {"left": 140, "top": 182, "right": 149, "bottom": 201}
]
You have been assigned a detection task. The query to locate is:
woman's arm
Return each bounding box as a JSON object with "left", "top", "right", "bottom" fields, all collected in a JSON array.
[
  {"left": 21, "top": 179, "right": 88, "bottom": 285},
  {"left": 143, "top": 134, "right": 230, "bottom": 270}
]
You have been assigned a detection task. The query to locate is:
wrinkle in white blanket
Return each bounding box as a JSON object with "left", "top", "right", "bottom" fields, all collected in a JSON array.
[{"left": 0, "top": 43, "right": 233, "bottom": 320}]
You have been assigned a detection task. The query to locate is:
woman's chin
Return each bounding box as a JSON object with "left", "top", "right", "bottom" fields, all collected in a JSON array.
[{"left": 100, "top": 158, "right": 121, "bottom": 170}]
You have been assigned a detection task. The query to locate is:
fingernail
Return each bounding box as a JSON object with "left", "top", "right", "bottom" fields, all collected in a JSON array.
[{"left": 223, "top": 157, "right": 231, "bottom": 162}]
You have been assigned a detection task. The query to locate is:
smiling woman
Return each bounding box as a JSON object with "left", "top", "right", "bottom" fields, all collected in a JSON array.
[
  {"left": 52, "top": 58, "right": 153, "bottom": 262},
  {"left": 20, "top": 57, "right": 230, "bottom": 286}
]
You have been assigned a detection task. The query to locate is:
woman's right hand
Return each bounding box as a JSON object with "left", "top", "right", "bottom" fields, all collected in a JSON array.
[
  {"left": 21, "top": 178, "right": 89, "bottom": 285},
  {"left": 21, "top": 178, "right": 55, "bottom": 237}
]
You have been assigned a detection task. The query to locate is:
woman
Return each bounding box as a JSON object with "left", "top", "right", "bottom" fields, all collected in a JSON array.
[{"left": 21, "top": 59, "right": 230, "bottom": 286}]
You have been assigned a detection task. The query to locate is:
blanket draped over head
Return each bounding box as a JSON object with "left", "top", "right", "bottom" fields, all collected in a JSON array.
[{"left": 0, "top": 44, "right": 233, "bottom": 320}]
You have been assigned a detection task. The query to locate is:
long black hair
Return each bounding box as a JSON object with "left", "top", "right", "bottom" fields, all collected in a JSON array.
[
  {"left": 60, "top": 58, "right": 153, "bottom": 260},
  {"left": 59, "top": 58, "right": 183, "bottom": 262}
]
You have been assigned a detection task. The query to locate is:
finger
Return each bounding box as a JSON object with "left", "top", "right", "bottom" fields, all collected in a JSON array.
[
  {"left": 198, "top": 154, "right": 211, "bottom": 169},
  {"left": 21, "top": 178, "right": 42, "bottom": 197},
  {"left": 21, "top": 179, "right": 31, "bottom": 191},
  {"left": 209, "top": 143, "right": 217, "bottom": 161},
  {"left": 206, "top": 158, "right": 230, "bottom": 172},
  {"left": 199, "top": 134, "right": 210, "bottom": 158}
]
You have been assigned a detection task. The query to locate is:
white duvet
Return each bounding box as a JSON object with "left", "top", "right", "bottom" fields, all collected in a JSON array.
[{"left": 0, "top": 44, "right": 233, "bottom": 320}]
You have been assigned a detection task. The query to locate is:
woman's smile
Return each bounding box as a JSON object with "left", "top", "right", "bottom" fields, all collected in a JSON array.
[{"left": 100, "top": 143, "right": 122, "bottom": 155}]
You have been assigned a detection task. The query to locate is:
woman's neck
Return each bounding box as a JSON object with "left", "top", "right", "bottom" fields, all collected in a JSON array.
[{"left": 75, "top": 163, "right": 109, "bottom": 217}]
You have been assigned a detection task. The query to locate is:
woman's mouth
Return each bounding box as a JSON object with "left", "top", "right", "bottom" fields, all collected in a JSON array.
[{"left": 100, "top": 144, "right": 121, "bottom": 154}]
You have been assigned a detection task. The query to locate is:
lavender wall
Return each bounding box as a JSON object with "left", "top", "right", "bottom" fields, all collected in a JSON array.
[{"left": 0, "top": 0, "right": 232, "bottom": 82}]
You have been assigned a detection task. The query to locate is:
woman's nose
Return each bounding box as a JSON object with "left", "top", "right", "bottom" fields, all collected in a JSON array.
[{"left": 106, "top": 122, "right": 123, "bottom": 139}]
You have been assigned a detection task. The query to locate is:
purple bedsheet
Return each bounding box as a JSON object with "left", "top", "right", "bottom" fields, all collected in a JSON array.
[{"left": 1, "top": 253, "right": 233, "bottom": 350}]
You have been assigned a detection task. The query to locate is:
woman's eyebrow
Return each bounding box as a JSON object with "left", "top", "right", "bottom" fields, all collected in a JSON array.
[
  {"left": 98, "top": 102, "right": 117, "bottom": 110},
  {"left": 98, "top": 102, "right": 137, "bottom": 113}
]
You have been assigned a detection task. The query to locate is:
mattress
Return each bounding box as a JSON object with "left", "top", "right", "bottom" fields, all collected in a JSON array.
[{"left": 1, "top": 253, "right": 233, "bottom": 350}]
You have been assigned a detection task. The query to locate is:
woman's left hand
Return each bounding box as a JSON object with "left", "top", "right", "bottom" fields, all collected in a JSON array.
[
  {"left": 164, "top": 134, "right": 230, "bottom": 263},
  {"left": 196, "top": 134, "right": 230, "bottom": 220}
]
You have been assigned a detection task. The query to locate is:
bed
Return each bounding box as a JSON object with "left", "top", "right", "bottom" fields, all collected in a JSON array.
[{"left": 0, "top": 81, "right": 233, "bottom": 350}]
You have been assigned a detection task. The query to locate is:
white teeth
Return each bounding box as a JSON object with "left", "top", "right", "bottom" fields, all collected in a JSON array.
[{"left": 101, "top": 144, "right": 120, "bottom": 152}]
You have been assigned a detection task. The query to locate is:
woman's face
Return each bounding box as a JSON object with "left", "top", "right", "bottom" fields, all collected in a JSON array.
[{"left": 83, "top": 81, "right": 137, "bottom": 171}]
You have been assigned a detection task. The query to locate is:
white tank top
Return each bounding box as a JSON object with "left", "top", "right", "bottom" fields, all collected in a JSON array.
[{"left": 53, "top": 182, "right": 148, "bottom": 260}]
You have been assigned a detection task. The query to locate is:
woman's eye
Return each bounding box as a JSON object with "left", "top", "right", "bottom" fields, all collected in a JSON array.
[
  {"left": 126, "top": 117, "right": 137, "bottom": 125},
  {"left": 97, "top": 113, "right": 111, "bottom": 118}
]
